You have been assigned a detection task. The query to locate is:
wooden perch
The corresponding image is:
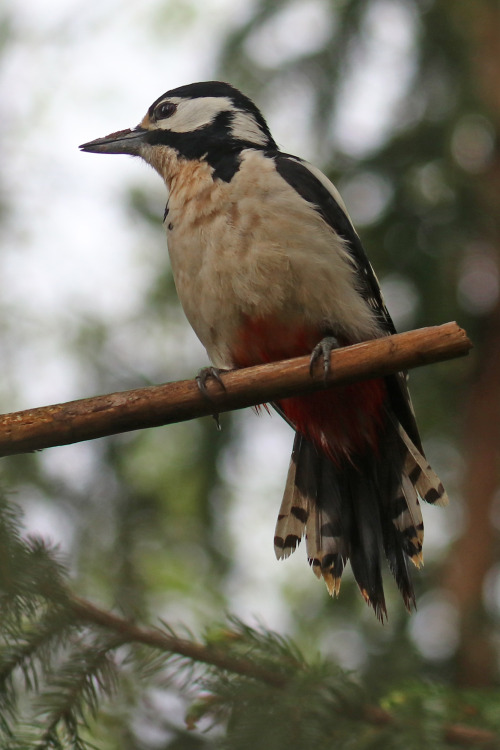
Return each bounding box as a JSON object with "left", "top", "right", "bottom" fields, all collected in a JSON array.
[{"left": 0, "top": 322, "right": 471, "bottom": 457}]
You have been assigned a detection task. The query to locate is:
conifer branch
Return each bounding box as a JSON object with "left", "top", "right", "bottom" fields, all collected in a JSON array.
[
  {"left": 67, "top": 594, "right": 499, "bottom": 747},
  {"left": 69, "top": 595, "right": 289, "bottom": 688},
  {"left": 0, "top": 322, "right": 471, "bottom": 456}
]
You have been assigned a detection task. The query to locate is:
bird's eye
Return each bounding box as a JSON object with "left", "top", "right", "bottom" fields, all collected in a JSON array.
[{"left": 155, "top": 101, "right": 177, "bottom": 120}]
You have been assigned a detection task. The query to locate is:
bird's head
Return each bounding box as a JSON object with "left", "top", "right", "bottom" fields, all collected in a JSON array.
[{"left": 80, "top": 81, "right": 277, "bottom": 180}]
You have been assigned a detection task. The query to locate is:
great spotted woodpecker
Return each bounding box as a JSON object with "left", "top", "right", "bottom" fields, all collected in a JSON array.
[{"left": 80, "top": 81, "right": 448, "bottom": 619}]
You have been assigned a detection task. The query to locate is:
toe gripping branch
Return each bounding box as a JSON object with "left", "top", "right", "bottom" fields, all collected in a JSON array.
[
  {"left": 309, "top": 335, "right": 341, "bottom": 379},
  {"left": 196, "top": 366, "right": 228, "bottom": 430},
  {"left": 196, "top": 366, "right": 227, "bottom": 398}
]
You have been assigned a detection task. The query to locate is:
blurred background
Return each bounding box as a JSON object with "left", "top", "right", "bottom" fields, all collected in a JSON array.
[{"left": 1, "top": 0, "right": 499, "bottom": 744}]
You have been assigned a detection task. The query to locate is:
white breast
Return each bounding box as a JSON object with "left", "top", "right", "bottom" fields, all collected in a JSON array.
[{"left": 165, "top": 151, "right": 382, "bottom": 368}]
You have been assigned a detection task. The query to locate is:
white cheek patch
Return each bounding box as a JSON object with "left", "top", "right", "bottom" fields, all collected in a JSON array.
[
  {"left": 156, "top": 96, "right": 234, "bottom": 133},
  {"left": 153, "top": 96, "right": 269, "bottom": 146},
  {"left": 230, "top": 111, "right": 269, "bottom": 146}
]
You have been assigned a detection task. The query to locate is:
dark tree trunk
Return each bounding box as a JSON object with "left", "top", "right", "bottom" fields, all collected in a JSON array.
[{"left": 443, "top": 0, "right": 500, "bottom": 687}]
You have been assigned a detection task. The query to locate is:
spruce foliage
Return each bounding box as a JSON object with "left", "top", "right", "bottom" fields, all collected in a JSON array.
[{"left": 1, "top": 495, "right": 499, "bottom": 748}]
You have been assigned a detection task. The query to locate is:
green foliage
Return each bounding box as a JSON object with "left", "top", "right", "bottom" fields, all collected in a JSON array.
[{"left": 1, "top": 495, "right": 499, "bottom": 749}]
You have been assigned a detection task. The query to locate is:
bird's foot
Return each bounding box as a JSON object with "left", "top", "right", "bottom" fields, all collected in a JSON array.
[
  {"left": 309, "top": 335, "right": 340, "bottom": 379},
  {"left": 197, "top": 366, "right": 229, "bottom": 430},
  {"left": 196, "top": 366, "right": 228, "bottom": 399}
]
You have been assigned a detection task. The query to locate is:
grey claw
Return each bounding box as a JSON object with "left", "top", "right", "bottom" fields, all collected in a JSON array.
[
  {"left": 309, "top": 336, "right": 340, "bottom": 379},
  {"left": 196, "top": 366, "right": 227, "bottom": 399}
]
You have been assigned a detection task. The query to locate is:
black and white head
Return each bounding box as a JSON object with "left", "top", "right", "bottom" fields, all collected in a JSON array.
[{"left": 80, "top": 81, "right": 277, "bottom": 180}]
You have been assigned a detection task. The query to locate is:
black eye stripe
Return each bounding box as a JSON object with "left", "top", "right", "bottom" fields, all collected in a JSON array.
[{"left": 155, "top": 101, "right": 177, "bottom": 120}]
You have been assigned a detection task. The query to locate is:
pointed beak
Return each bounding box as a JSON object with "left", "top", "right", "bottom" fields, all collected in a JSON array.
[{"left": 79, "top": 126, "right": 148, "bottom": 155}]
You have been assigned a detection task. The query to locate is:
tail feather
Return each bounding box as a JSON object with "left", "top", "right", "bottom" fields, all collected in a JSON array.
[
  {"left": 273, "top": 436, "right": 306, "bottom": 560},
  {"left": 344, "top": 468, "right": 387, "bottom": 620},
  {"left": 398, "top": 424, "right": 449, "bottom": 507},
  {"left": 303, "top": 439, "right": 346, "bottom": 595},
  {"left": 380, "top": 519, "right": 416, "bottom": 612},
  {"left": 274, "top": 434, "right": 346, "bottom": 594},
  {"left": 398, "top": 473, "right": 424, "bottom": 566},
  {"left": 274, "top": 414, "right": 447, "bottom": 619}
]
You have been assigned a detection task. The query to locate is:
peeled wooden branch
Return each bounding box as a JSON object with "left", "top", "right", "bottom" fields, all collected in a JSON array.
[{"left": 0, "top": 322, "right": 471, "bottom": 457}]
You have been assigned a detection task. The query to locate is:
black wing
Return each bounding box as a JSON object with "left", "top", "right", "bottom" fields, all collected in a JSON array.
[{"left": 271, "top": 152, "right": 423, "bottom": 453}]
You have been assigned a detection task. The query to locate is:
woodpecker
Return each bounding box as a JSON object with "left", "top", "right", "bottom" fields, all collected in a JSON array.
[{"left": 80, "top": 81, "right": 448, "bottom": 619}]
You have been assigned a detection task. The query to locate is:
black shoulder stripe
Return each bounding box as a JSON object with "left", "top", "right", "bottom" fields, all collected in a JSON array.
[
  {"left": 273, "top": 154, "right": 354, "bottom": 244},
  {"left": 272, "top": 152, "right": 396, "bottom": 335},
  {"left": 272, "top": 152, "right": 424, "bottom": 450}
]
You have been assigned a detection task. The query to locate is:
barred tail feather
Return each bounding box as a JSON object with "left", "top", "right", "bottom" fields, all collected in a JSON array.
[
  {"left": 275, "top": 433, "right": 389, "bottom": 620},
  {"left": 398, "top": 473, "right": 424, "bottom": 566},
  {"left": 398, "top": 424, "right": 449, "bottom": 507},
  {"left": 274, "top": 416, "right": 447, "bottom": 619},
  {"left": 302, "top": 438, "right": 346, "bottom": 596},
  {"left": 274, "top": 433, "right": 346, "bottom": 596},
  {"left": 273, "top": 436, "right": 307, "bottom": 560}
]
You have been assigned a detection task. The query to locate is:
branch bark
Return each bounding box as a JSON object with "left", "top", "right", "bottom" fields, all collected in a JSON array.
[{"left": 0, "top": 322, "right": 471, "bottom": 456}]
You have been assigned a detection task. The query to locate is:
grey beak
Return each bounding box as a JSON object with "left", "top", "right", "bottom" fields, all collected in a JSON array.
[{"left": 79, "top": 126, "right": 148, "bottom": 155}]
